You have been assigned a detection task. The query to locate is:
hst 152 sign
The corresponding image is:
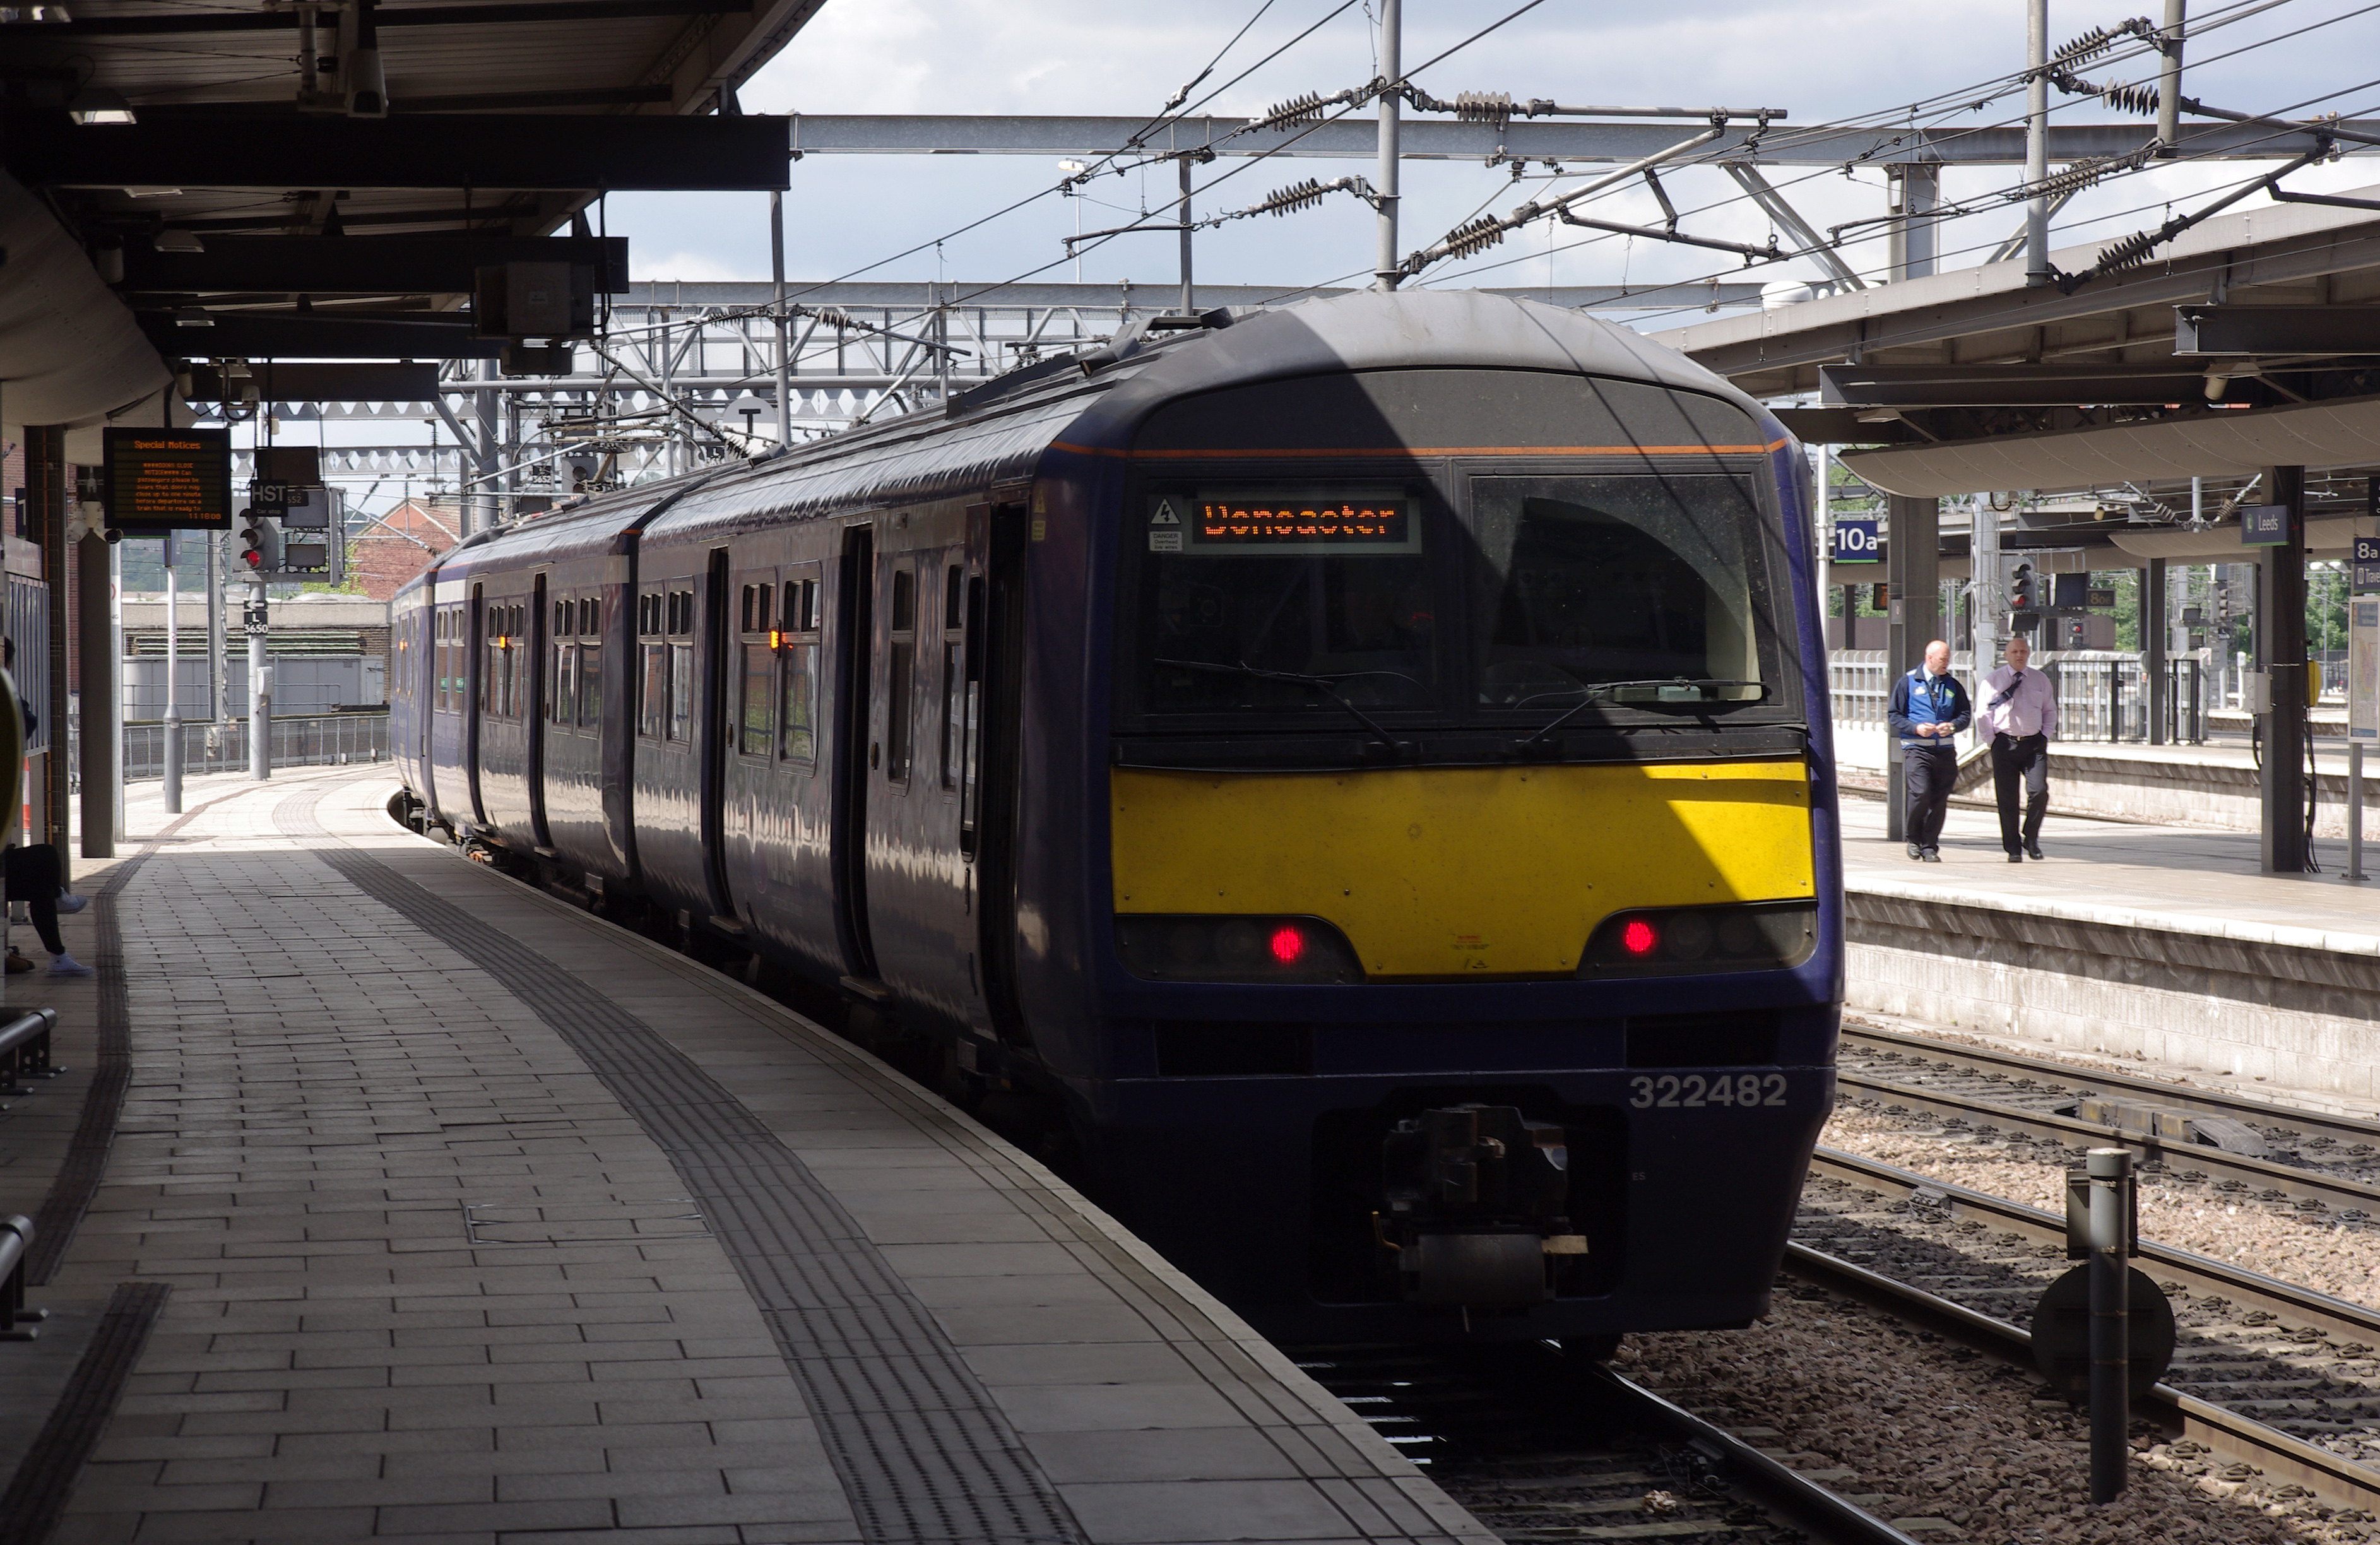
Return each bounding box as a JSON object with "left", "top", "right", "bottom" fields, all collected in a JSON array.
[{"left": 1832, "top": 518, "right": 1880, "bottom": 563}]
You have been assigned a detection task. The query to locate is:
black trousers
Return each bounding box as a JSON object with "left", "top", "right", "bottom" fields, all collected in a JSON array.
[
  {"left": 3, "top": 844, "right": 63, "bottom": 955},
  {"left": 1903, "top": 743, "right": 1957, "bottom": 852},
  {"left": 1991, "top": 733, "right": 2050, "bottom": 853}
]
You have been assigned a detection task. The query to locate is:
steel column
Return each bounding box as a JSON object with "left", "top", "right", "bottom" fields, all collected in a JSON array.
[
  {"left": 75, "top": 532, "right": 114, "bottom": 859},
  {"left": 2027, "top": 0, "right": 2052, "bottom": 285},
  {"left": 1885, "top": 495, "right": 1941, "bottom": 840},
  {"left": 2145, "top": 557, "right": 2168, "bottom": 744},
  {"left": 25, "top": 426, "right": 69, "bottom": 870},
  {"left": 1372, "top": 0, "right": 1401, "bottom": 290},
  {"left": 2258, "top": 465, "right": 2309, "bottom": 873}
]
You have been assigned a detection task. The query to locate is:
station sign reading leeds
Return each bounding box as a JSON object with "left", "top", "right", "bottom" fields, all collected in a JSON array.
[{"left": 102, "top": 427, "right": 232, "bottom": 532}]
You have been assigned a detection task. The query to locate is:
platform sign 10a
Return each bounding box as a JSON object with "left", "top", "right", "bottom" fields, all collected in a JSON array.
[
  {"left": 1832, "top": 517, "right": 1880, "bottom": 563},
  {"left": 102, "top": 427, "right": 233, "bottom": 532},
  {"left": 2354, "top": 536, "right": 2380, "bottom": 593}
]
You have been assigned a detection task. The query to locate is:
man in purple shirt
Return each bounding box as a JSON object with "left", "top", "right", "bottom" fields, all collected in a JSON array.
[{"left": 1980, "top": 634, "right": 2059, "bottom": 861}]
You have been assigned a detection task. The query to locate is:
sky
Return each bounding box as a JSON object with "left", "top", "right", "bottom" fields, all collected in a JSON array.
[{"left": 602, "top": 0, "right": 2380, "bottom": 316}]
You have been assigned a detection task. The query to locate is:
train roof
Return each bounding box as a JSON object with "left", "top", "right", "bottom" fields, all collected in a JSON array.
[{"left": 401, "top": 288, "right": 1780, "bottom": 590}]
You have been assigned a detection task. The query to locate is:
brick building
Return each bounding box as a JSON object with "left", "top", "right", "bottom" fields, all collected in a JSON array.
[{"left": 352, "top": 497, "right": 461, "bottom": 603}]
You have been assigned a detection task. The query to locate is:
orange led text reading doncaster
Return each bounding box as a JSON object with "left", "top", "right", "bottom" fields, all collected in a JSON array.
[{"left": 1196, "top": 500, "right": 1407, "bottom": 545}]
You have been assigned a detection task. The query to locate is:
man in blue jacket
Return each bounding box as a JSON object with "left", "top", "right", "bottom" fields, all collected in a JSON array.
[{"left": 1886, "top": 639, "right": 1972, "bottom": 863}]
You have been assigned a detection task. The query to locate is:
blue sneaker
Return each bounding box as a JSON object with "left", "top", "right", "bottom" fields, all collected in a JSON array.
[
  {"left": 54, "top": 894, "right": 88, "bottom": 916},
  {"left": 47, "top": 954, "right": 93, "bottom": 977}
]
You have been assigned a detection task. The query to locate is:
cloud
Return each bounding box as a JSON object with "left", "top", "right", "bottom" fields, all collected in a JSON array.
[{"left": 634, "top": 249, "right": 757, "bottom": 283}]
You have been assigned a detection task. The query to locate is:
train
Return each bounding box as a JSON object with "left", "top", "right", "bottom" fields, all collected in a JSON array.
[{"left": 389, "top": 288, "right": 1844, "bottom": 1346}]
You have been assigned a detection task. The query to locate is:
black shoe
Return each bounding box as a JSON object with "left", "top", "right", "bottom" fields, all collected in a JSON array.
[
  {"left": 2024, "top": 843, "right": 2044, "bottom": 860},
  {"left": 1907, "top": 843, "right": 1924, "bottom": 860},
  {"left": 2007, "top": 851, "right": 2023, "bottom": 863},
  {"left": 1921, "top": 849, "right": 1942, "bottom": 863}
]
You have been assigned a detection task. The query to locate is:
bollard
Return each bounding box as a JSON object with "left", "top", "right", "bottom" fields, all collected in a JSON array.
[
  {"left": 0, "top": 1214, "right": 40, "bottom": 1340},
  {"left": 2350, "top": 742, "right": 2368, "bottom": 884},
  {"left": 2087, "top": 1147, "right": 2132, "bottom": 1503}
]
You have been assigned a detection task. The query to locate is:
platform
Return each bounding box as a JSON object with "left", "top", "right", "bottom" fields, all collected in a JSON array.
[
  {"left": 1840, "top": 787, "right": 2380, "bottom": 1115},
  {"left": 0, "top": 766, "right": 1490, "bottom": 1545}
]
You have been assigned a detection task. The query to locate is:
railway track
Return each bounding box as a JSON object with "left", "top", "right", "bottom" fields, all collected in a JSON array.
[
  {"left": 1293, "top": 1341, "right": 1923, "bottom": 1544},
  {"left": 1797, "top": 1144, "right": 2380, "bottom": 1511},
  {"left": 1840, "top": 1022, "right": 2380, "bottom": 1202}
]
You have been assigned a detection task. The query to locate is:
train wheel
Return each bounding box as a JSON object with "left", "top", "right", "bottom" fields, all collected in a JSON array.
[{"left": 1560, "top": 1334, "right": 1623, "bottom": 1364}]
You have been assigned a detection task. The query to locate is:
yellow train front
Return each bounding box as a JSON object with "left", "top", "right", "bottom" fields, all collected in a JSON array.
[{"left": 1024, "top": 292, "right": 1843, "bottom": 1344}]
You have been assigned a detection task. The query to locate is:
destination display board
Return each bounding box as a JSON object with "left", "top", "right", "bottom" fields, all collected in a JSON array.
[
  {"left": 102, "top": 427, "right": 233, "bottom": 531},
  {"left": 1147, "top": 491, "right": 1419, "bottom": 555}
]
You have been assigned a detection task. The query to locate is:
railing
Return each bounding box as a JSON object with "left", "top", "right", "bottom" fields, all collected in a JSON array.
[
  {"left": 1827, "top": 650, "right": 2211, "bottom": 745},
  {"left": 110, "top": 712, "right": 391, "bottom": 783}
]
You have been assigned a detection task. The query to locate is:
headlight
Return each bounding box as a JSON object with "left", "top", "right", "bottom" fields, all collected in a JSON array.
[
  {"left": 1117, "top": 915, "right": 1366, "bottom": 983},
  {"left": 1581, "top": 901, "right": 1816, "bottom": 976}
]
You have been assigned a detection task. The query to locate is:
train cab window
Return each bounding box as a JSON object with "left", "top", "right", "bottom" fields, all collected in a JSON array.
[
  {"left": 884, "top": 565, "right": 915, "bottom": 783},
  {"left": 637, "top": 590, "right": 669, "bottom": 738},
  {"left": 1130, "top": 486, "right": 1437, "bottom": 716},
  {"left": 1465, "top": 475, "right": 1792, "bottom": 714},
  {"left": 737, "top": 581, "right": 774, "bottom": 757},
  {"left": 780, "top": 568, "right": 819, "bottom": 766}
]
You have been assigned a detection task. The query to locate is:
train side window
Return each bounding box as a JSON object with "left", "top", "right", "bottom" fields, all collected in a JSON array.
[
  {"left": 738, "top": 576, "right": 774, "bottom": 757},
  {"left": 552, "top": 605, "right": 575, "bottom": 727},
  {"left": 779, "top": 563, "right": 820, "bottom": 767},
  {"left": 668, "top": 588, "right": 694, "bottom": 743},
  {"left": 960, "top": 576, "right": 985, "bottom": 848},
  {"left": 885, "top": 565, "right": 915, "bottom": 783},
  {"left": 579, "top": 641, "right": 601, "bottom": 726},
  {"left": 940, "top": 564, "right": 964, "bottom": 791},
  {"left": 637, "top": 589, "right": 668, "bottom": 739}
]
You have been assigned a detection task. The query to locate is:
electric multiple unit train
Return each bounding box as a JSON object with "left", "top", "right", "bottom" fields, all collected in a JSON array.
[{"left": 390, "top": 289, "right": 1844, "bottom": 1346}]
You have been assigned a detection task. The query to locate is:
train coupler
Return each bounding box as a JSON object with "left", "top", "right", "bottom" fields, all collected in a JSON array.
[{"left": 1377, "top": 1103, "right": 1585, "bottom": 1308}]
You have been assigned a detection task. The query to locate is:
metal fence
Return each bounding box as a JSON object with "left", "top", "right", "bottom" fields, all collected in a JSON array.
[
  {"left": 113, "top": 712, "right": 391, "bottom": 783},
  {"left": 1828, "top": 650, "right": 2212, "bottom": 745}
]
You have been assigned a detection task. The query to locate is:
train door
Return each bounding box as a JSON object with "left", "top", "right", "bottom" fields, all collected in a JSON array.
[
  {"left": 698, "top": 548, "right": 735, "bottom": 916},
  {"left": 528, "top": 571, "right": 552, "bottom": 850},
  {"left": 973, "top": 502, "right": 1030, "bottom": 1043},
  {"left": 829, "top": 524, "right": 879, "bottom": 981},
  {"left": 466, "top": 582, "right": 488, "bottom": 826}
]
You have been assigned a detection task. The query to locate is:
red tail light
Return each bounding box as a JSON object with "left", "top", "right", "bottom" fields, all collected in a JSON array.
[
  {"left": 1620, "top": 918, "right": 1658, "bottom": 956},
  {"left": 1270, "top": 925, "right": 1305, "bottom": 964}
]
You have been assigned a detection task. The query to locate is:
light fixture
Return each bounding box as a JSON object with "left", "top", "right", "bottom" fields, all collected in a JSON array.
[
  {"left": 174, "top": 309, "right": 216, "bottom": 329},
  {"left": 68, "top": 85, "right": 135, "bottom": 124},
  {"left": 122, "top": 186, "right": 182, "bottom": 198},
  {"left": 153, "top": 228, "right": 204, "bottom": 254}
]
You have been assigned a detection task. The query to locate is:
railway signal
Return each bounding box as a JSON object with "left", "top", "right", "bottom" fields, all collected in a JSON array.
[{"left": 237, "top": 507, "right": 280, "bottom": 574}]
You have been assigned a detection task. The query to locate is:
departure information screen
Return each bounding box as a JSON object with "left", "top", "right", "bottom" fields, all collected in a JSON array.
[
  {"left": 103, "top": 427, "right": 233, "bottom": 531},
  {"left": 1146, "top": 490, "right": 1417, "bottom": 555}
]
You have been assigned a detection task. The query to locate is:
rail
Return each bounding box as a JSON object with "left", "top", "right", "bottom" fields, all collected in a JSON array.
[
  {"left": 100, "top": 713, "right": 390, "bottom": 784},
  {"left": 1587, "top": 1364, "right": 1924, "bottom": 1545},
  {"left": 1828, "top": 649, "right": 2212, "bottom": 745},
  {"left": 1833, "top": 1068, "right": 2380, "bottom": 1219},
  {"left": 1797, "top": 1151, "right": 2380, "bottom": 1509}
]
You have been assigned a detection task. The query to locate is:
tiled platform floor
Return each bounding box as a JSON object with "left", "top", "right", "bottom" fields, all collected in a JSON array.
[
  {"left": 1841, "top": 784, "right": 2380, "bottom": 945},
  {"left": 0, "top": 767, "right": 1490, "bottom": 1545}
]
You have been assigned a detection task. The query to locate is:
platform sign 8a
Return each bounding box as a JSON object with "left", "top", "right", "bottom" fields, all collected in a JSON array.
[{"left": 1832, "top": 518, "right": 1880, "bottom": 564}]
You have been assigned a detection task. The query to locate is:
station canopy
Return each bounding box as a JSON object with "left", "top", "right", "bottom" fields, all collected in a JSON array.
[{"left": 1, "top": 0, "right": 813, "bottom": 446}]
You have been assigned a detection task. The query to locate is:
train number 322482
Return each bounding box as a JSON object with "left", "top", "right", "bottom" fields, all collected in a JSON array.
[{"left": 1630, "top": 1074, "right": 1788, "bottom": 1109}]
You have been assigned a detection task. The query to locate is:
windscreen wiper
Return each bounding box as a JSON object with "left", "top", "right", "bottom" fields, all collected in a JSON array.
[
  {"left": 1152, "top": 658, "right": 1409, "bottom": 759},
  {"left": 1515, "top": 677, "right": 1771, "bottom": 754}
]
